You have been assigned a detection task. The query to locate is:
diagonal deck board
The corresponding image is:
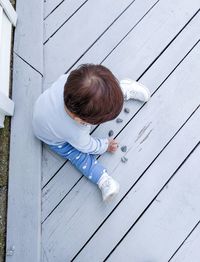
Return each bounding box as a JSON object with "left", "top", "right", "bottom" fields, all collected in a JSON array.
[
  {"left": 42, "top": 38, "right": 200, "bottom": 260},
  {"left": 44, "top": 0, "right": 88, "bottom": 42},
  {"left": 102, "top": 0, "right": 200, "bottom": 79},
  {"left": 42, "top": 1, "right": 200, "bottom": 221},
  {"left": 69, "top": 0, "right": 159, "bottom": 70},
  {"left": 42, "top": 143, "right": 65, "bottom": 187},
  {"left": 170, "top": 222, "right": 200, "bottom": 262},
  {"left": 44, "top": 0, "right": 66, "bottom": 19},
  {"left": 107, "top": 143, "right": 200, "bottom": 261},
  {"left": 73, "top": 105, "right": 200, "bottom": 261},
  {"left": 43, "top": 0, "right": 140, "bottom": 90}
]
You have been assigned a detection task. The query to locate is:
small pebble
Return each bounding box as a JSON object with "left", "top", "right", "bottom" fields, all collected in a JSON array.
[
  {"left": 121, "top": 145, "right": 127, "bottom": 152},
  {"left": 108, "top": 130, "right": 114, "bottom": 137},
  {"left": 121, "top": 156, "right": 128, "bottom": 163},
  {"left": 116, "top": 118, "right": 123, "bottom": 123},
  {"left": 124, "top": 107, "right": 130, "bottom": 113}
]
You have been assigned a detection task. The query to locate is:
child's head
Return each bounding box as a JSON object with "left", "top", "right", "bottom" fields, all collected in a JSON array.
[{"left": 64, "top": 64, "right": 124, "bottom": 125}]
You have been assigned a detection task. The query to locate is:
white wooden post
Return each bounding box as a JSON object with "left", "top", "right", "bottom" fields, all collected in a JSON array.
[{"left": 0, "top": 0, "right": 17, "bottom": 128}]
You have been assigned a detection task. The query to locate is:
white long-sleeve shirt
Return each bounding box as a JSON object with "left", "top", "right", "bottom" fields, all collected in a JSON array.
[{"left": 32, "top": 74, "right": 109, "bottom": 154}]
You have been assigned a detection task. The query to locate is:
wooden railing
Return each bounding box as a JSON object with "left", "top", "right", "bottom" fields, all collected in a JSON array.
[{"left": 0, "top": 0, "right": 17, "bottom": 128}]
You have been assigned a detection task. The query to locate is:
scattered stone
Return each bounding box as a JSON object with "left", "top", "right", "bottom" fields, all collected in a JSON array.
[
  {"left": 124, "top": 107, "right": 130, "bottom": 113},
  {"left": 121, "top": 145, "right": 127, "bottom": 152},
  {"left": 108, "top": 130, "right": 114, "bottom": 137},
  {"left": 121, "top": 156, "right": 128, "bottom": 163},
  {"left": 116, "top": 118, "right": 123, "bottom": 123}
]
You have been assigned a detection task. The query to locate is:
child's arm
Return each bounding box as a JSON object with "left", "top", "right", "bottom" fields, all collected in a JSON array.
[{"left": 67, "top": 130, "right": 119, "bottom": 155}]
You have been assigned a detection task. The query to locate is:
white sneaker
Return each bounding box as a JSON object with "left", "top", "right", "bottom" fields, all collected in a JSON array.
[
  {"left": 97, "top": 173, "right": 120, "bottom": 202},
  {"left": 120, "top": 78, "right": 150, "bottom": 102}
]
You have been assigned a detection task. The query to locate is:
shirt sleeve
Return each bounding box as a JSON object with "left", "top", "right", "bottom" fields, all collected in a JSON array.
[{"left": 68, "top": 130, "right": 109, "bottom": 155}]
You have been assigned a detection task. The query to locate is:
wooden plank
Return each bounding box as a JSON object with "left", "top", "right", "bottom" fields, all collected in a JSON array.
[
  {"left": 44, "top": 0, "right": 64, "bottom": 19},
  {"left": 0, "top": 91, "right": 14, "bottom": 116},
  {"left": 44, "top": 0, "right": 87, "bottom": 42},
  {"left": 71, "top": 0, "right": 159, "bottom": 70},
  {"left": 6, "top": 54, "right": 42, "bottom": 262},
  {"left": 42, "top": 3, "right": 200, "bottom": 221},
  {"left": 170, "top": 222, "right": 200, "bottom": 262},
  {"left": 42, "top": 36, "right": 200, "bottom": 261},
  {"left": 41, "top": 0, "right": 158, "bottom": 186},
  {"left": 102, "top": 0, "right": 200, "bottom": 80},
  {"left": 42, "top": 143, "right": 65, "bottom": 187},
  {"left": 75, "top": 104, "right": 200, "bottom": 261},
  {"left": 107, "top": 144, "right": 200, "bottom": 262},
  {"left": 0, "top": 0, "right": 17, "bottom": 26},
  {"left": 14, "top": 0, "right": 43, "bottom": 74},
  {"left": 43, "top": 0, "right": 138, "bottom": 90},
  {"left": 43, "top": 0, "right": 199, "bottom": 90},
  {"left": 0, "top": 7, "right": 12, "bottom": 97}
]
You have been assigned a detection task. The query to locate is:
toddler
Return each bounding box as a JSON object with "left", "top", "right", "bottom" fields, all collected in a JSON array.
[{"left": 32, "top": 64, "right": 150, "bottom": 202}]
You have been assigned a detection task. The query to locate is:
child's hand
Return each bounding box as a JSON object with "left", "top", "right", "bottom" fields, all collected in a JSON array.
[{"left": 107, "top": 139, "right": 119, "bottom": 153}]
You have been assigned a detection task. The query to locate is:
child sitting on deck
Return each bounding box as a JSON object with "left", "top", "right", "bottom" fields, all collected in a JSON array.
[{"left": 32, "top": 64, "right": 150, "bottom": 202}]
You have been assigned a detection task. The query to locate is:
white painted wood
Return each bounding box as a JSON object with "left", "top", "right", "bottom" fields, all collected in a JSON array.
[
  {"left": 43, "top": 0, "right": 200, "bottom": 90},
  {"left": 42, "top": 38, "right": 200, "bottom": 261},
  {"left": 44, "top": 0, "right": 87, "bottom": 42},
  {"left": 44, "top": 0, "right": 64, "bottom": 19},
  {"left": 14, "top": 0, "right": 43, "bottom": 74},
  {"left": 107, "top": 144, "right": 200, "bottom": 262},
  {"left": 72, "top": 0, "right": 159, "bottom": 70},
  {"left": 43, "top": 0, "right": 137, "bottom": 90},
  {"left": 0, "top": 6, "right": 2, "bottom": 33},
  {"left": 6, "top": 55, "right": 42, "bottom": 262},
  {"left": 42, "top": 144, "right": 65, "bottom": 187},
  {"left": 42, "top": 1, "right": 200, "bottom": 221},
  {"left": 0, "top": 7, "right": 12, "bottom": 97},
  {"left": 75, "top": 100, "right": 200, "bottom": 262},
  {"left": 41, "top": 0, "right": 158, "bottom": 187},
  {"left": 170, "top": 223, "right": 200, "bottom": 262},
  {"left": 102, "top": 0, "right": 200, "bottom": 80},
  {"left": 0, "top": 5, "right": 14, "bottom": 128},
  {"left": 0, "top": 0, "right": 17, "bottom": 26},
  {"left": 0, "top": 91, "right": 14, "bottom": 115}
]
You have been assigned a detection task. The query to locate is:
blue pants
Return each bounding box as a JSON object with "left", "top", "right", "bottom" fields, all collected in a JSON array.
[{"left": 48, "top": 142, "right": 107, "bottom": 184}]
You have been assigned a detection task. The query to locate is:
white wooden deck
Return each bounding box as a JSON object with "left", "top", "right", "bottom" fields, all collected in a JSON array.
[{"left": 6, "top": 0, "right": 200, "bottom": 261}]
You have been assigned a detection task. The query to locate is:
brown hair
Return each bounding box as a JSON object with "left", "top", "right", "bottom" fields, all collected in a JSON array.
[{"left": 64, "top": 64, "right": 124, "bottom": 125}]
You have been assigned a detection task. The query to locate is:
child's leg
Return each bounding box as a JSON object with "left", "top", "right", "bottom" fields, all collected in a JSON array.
[
  {"left": 48, "top": 142, "right": 120, "bottom": 202},
  {"left": 48, "top": 142, "right": 106, "bottom": 184}
]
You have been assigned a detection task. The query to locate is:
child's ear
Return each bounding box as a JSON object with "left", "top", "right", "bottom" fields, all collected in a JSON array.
[
  {"left": 74, "top": 116, "right": 83, "bottom": 124},
  {"left": 73, "top": 116, "right": 80, "bottom": 122}
]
